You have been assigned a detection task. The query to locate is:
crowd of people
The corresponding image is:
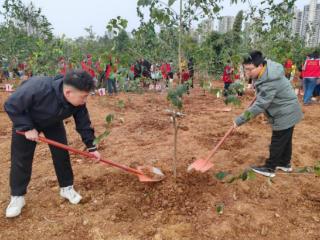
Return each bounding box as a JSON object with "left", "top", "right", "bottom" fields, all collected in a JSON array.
[{"left": 0, "top": 54, "right": 196, "bottom": 95}]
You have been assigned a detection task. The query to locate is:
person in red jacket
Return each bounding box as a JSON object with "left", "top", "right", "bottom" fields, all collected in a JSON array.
[
  {"left": 284, "top": 58, "right": 293, "bottom": 79},
  {"left": 302, "top": 52, "right": 320, "bottom": 105},
  {"left": 222, "top": 61, "right": 234, "bottom": 95}
]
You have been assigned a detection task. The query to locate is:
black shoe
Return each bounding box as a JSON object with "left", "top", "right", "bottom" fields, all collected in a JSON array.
[
  {"left": 251, "top": 165, "right": 275, "bottom": 177},
  {"left": 276, "top": 164, "right": 292, "bottom": 172}
]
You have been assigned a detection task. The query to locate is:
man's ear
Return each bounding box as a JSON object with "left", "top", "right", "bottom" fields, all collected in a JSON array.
[{"left": 63, "top": 85, "right": 72, "bottom": 96}]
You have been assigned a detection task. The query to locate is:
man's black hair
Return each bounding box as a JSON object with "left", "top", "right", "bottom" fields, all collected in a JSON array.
[
  {"left": 311, "top": 51, "right": 319, "bottom": 59},
  {"left": 243, "top": 50, "right": 267, "bottom": 67},
  {"left": 63, "top": 69, "right": 95, "bottom": 92}
]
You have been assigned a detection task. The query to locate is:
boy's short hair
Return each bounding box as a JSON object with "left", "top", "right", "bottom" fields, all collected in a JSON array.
[
  {"left": 243, "top": 50, "right": 266, "bottom": 67},
  {"left": 63, "top": 69, "right": 95, "bottom": 92}
]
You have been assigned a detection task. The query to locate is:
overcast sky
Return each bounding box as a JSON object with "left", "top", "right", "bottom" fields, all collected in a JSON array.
[{"left": 2, "top": 0, "right": 308, "bottom": 38}]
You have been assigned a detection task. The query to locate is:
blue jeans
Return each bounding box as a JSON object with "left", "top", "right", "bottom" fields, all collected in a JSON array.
[
  {"left": 107, "top": 79, "right": 117, "bottom": 94},
  {"left": 314, "top": 84, "right": 320, "bottom": 96},
  {"left": 303, "top": 78, "right": 317, "bottom": 104}
]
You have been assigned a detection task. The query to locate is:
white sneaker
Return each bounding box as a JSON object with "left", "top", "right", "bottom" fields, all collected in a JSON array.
[
  {"left": 60, "top": 186, "right": 82, "bottom": 204},
  {"left": 276, "top": 164, "right": 293, "bottom": 172},
  {"left": 6, "top": 196, "right": 25, "bottom": 218}
]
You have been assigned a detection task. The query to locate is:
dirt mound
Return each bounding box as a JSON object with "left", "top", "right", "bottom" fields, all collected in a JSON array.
[{"left": 128, "top": 118, "right": 169, "bottom": 133}]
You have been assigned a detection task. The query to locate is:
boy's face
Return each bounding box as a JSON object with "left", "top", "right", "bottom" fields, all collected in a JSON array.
[
  {"left": 243, "top": 63, "right": 264, "bottom": 79},
  {"left": 64, "top": 86, "right": 89, "bottom": 106}
]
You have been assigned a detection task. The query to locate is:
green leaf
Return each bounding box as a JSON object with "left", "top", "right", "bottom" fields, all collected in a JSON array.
[
  {"left": 246, "top": 169, "right": 256, "bottom": 180},
  {"left": 105, "top": 114, "right": 114, "bottom": 124},
  {"left": 244, "top": 111, "right": 254, "bottom": 121},
  {"left": 216, "top": 203, "right": 224, "bottom": 215},
  {"left": 314, "top": 162, "right": 320, "bottom": 176},
  {"left": 93, "top": 130, "right": 110, "bottom": 145},
  {"left": 215, "top": 172, "right": 228, "bottom": 180}
]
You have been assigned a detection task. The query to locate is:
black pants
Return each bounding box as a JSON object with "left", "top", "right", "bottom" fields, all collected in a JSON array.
[
  {"left": 10, "top": 122, "right": 73, "bottom": 196},
  {"left": 265, "top": 126, "right": 294, "bottom": 169}
]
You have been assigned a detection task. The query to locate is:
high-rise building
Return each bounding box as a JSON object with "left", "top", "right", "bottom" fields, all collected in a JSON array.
[
  {"left": 218, "top": 16, "right": 235, "bottom": 33},
  {"left": 299, "top": 0, "right": 320, "bottom": 47},
  {"left": 290, "top": 6, "right": 303, "bottom": 36},
  {"left": 195, "top": 18, "right": 214, "bottom": 42}
]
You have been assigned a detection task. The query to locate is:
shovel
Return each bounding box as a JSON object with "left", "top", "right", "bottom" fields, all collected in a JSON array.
[
  {"left": 16, "top": 131, "right": 165, "bottom": 182},
  {"left": 188, "top": 96, "right": 257, "bottom": 173},
  {"left": 187, "top": 126, "right": 235, "bottom": 173}
]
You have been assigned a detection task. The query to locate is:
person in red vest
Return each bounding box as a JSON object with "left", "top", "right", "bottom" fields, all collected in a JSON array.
[
  {"left": 86, "top": 54, "right": 95, "bottom": 78},
  {"left": 284, "top": 58, "right": 293, "bottom": 79},
  {"left": 104, "top": 57, "right": 118, "bottom": 95},
  {"left": 222, "top": 61, "right": 234, "bottom": 95},
  {"left": 302, "top": 52, "right": 320, "bottom": 105},
  {"left": 58, "top": 57, "right": 67, "bottom": 76},
  {"left": 81, "top": 55, "right": 88, "bottom": 72},
  {"left": 160, "top": 61, "right": 172, "bottom": 87},
  {"left": 80, "top": 54, "right": 97, "bottom": 89},
  {"left": 181, "top": 69, "right": 191, "bottom": 94},
  {"left": 160, "top": 62, "right": 168, "bottom": 80}
]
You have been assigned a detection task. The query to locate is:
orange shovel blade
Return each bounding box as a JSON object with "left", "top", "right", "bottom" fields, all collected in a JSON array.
[
  {"left": 187, "top": 159, "right": 214, "bottom": 173},
  {"left": 137, "top": 166, "right": 165, "bottom": 182}
]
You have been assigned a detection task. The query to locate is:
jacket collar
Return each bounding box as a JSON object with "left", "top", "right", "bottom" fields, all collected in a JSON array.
[{"left": 52, "top": 77, "right": 71, "bottom": 108}]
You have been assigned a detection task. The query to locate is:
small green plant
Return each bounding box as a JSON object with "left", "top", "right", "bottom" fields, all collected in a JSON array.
[
  {"left": 166, "top": 83, "right": 188, "bottom": 178},
  {"left": 224, "top": 81, "right": 245, "bottom": 107},
  {"left": 116, "top": 100, "right": 125, "bottom": 109},
  {"left": 199, "top": 78, "right": 211, "bottom": 96},
  {"left": 224, "top": 95, "right": 241, "bottom": 106},
  {"left": 127, "top": 78, "right": 144, "bottom": 94},
  {"left": 295, "top": 162, "right": 320, "bottom": 176},
  {"left": 210, "top": 88, "right": 223, "bottom": 98},
  {"left": 215, "top": 169, "right": 256, "bottom": 183},
  {"left": 93, "top": 114, "right": 114, "bottom": 145},
  {"left": 215, "top": 203, "right": 224, "bottom": 215}
]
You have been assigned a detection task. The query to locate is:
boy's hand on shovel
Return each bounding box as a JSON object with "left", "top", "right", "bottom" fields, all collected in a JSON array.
[
  {"left": 233, "top": 121, "right": 239, "bottom": 129},
  {"left": 90, "top": 150, "right": 101, "bottom": 163}
]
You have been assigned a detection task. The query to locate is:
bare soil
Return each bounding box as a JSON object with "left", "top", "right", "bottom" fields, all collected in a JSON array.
[{"left": 0, "top": 84, "right": 319, "bottom": 240}]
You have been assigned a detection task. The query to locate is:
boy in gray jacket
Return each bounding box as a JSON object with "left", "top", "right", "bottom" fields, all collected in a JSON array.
[{"left": 234, "top": 51, "right": 303, "bottom": 177}]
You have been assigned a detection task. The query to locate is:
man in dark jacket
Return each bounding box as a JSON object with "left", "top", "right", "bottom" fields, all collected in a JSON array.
[
  {"left": 234, "top": 51, "right": 303, "bottom": 177},
  {"left": 4, "top": 69, "right": 101, "bottom": 218}
]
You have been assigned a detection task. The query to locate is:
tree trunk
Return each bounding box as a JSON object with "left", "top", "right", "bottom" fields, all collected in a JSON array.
[
  {"left": 173, "top": 115, "right": 178, "bottom": 179},
  {"left": 178, "top": 0, "right": 182, "bottom": 84}
]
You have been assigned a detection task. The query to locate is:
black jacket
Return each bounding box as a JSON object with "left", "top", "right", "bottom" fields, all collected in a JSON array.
[{"left": 4, "top": 76, "right": 96, "bottom": 150}]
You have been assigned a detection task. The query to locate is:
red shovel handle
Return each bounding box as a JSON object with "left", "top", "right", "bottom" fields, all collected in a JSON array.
[
  {"left": 16, "top": 131, "right": 144, "bottom": 176},
  {"left": 205, "top": 126, "right": 235, "bottom": 161},
  {"left": 204, "top": 96, "right": 257, "bottom": 161}
]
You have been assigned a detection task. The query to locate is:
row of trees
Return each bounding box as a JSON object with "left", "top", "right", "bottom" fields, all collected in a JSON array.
[{"left": 0, "top": 0, "right": 318, "bottom": 78}]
